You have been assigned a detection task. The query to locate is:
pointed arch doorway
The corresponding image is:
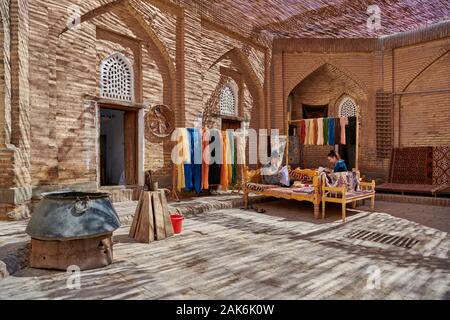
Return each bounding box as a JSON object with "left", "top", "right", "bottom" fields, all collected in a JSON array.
[
  {"left": 337, "top": 95, "right": 359, "bottom": 170},
  {"left": 97, "top": 53, "right": 143, "bottom": 188},
  {"left": 287, "top": 63, "right": 364, "bottom": 170}
]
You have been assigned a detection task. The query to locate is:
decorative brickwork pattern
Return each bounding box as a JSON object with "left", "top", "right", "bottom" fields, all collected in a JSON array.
[
  {"left": 375, "top": 91, "right": 393, "bottom": 159},
  {"left": 219, "top": 85, "right": 236, "bottom": 116},
  {"left": 433, "top": 146, "right": 450, "bottom": 186},
  {"left": 338, "top": 96, "right": 358, "bottom": 117},
  {"left": 100, "top": 52, "right": 134, "bottom": 101}
]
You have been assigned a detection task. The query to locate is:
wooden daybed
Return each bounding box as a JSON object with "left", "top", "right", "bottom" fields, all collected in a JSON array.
[
  {"left": 243, "top": 167, "right": 376, "bottom": 222},
  {"left": 243, "top": 167, "right": 321, "bottom": 218}
]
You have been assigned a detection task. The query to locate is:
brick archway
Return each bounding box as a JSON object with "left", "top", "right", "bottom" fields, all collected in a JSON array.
[
  {"left": 41, "top": 0, "right": 178, "bottom": 183},
  {"left": 401, "top": 48, "right": 449, "bottom": 93},
  {"left": 54, "top": 1, "right": 177, "bottom": 110},
  {"left": 285, "top": 61, "right": 370, "bottom": 100},
  {"left": 210, "top": 48, "right": 265, "bottom": 129},
  {"left": 398, "top": 50, "right": 450, "bottom": 146}
]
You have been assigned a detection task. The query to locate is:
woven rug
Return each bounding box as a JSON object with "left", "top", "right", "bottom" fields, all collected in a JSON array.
[
  {"left": 389, "top": 147, "right": 433, "bottom": 184},
  {"left": 288, "top": 136, "right": 301, "bottom": 167},
  {"left": 432, "top": 146, "right": 450, "bottom": 186}
]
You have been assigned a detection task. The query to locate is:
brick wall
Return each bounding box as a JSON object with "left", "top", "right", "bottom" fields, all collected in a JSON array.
[
  {"left": 0, "top": 0, "right": 268, "bottom": 200},
  {"left": 0, "top": 0, "right": 11, "bottom": 146},
  {"left": 391, "top": 37, "right": 450, "bottom": 147},
  {"left": 273, "top": 30, "right": 450, "bottom": 180},
  {"left": 0, "top": 1, "right": 448, "bottom": 215}
]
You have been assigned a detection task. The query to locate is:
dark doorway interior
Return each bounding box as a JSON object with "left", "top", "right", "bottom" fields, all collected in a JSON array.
[
  {"left": 340, "top": 143, "right": 356, "bottom": 171},
  {"left": 302, "top": 104, "right": 328, "bottom": 119},
  {"left": 100, "top": 107, "right": 137, "bottom": 186},
  {"left": 221, "top": 118, "right": 241, "bottom": 131},
  {"left": 339, "top": 120, "right": 357, "bottom": 170}
]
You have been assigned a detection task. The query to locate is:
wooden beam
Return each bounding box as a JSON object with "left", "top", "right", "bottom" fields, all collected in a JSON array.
[{"left": 85, "top": 96, "right": 146, "bottom": 110}]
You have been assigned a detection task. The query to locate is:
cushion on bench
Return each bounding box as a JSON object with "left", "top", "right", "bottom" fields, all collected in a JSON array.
[
  {"left": 245, "top": 182, "right": 279, "bottom": 192},
  {"left": 291, "top": 187, "right": 315, "bottom": 194},
  {"left": 289, "top": 169, "right": 315, "bottom": 184},
  {"left": 266, "top": 186, "right": 316, "bottom": 196}
]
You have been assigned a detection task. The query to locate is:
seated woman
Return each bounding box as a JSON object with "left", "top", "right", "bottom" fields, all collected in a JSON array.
[
  {"left": 327, "top": 150, "right": 348, "bottom": 173},
  {"left": 261, "top": 151, "right": 291, "bottom": 186},
  {"left": 261, "top": 151, "right": 282, "bottom": 184}
]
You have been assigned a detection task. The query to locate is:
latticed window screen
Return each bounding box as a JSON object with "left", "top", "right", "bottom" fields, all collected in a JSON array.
[
  {"left": 338, "top": 97, "right": 358, "bottom": 117},
  {"left": 375, "top": 90, "right": 393, "bottom": 159},
  {"left": 219, "top": 85, "right": 236, "bottom": 116},
  {"left": 100, "top": 53, "right": 133, "bottom": 102}
]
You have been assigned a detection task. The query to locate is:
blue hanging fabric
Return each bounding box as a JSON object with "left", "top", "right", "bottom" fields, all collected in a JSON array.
[
  {"left": 183, "top": 128, "right": 194, "bottom": 191},
  {"left": 328, "top": 117, "right": 335, "bottom": 146},
  {"left": 184, "top": 128, "right": 203, "bottom": 193}
]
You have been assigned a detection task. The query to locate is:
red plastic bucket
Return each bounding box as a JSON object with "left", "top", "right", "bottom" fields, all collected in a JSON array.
[{"left": 170, "top": 214, "right": 184, "bottom": 234}]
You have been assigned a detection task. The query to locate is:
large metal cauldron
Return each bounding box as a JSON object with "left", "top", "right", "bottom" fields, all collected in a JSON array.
[{"left": 26, "top": 192, "right": 121, "bottom": 270}]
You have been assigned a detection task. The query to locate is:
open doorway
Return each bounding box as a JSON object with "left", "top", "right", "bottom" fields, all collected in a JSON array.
[
  {"left": 99, "top": 106, "right": 138, "bottom": 186},
  {"left": 339, "top": 143, "right": 356, "bottom": 170}
]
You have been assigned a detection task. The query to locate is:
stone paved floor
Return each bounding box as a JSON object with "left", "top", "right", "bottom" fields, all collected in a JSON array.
[{"left": 0, "top": 200, "right": 449, "bottom": 299}]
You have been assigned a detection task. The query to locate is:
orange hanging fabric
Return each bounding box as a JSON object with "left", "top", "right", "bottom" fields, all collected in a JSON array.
[
  {"left": 340, "top": 117, "right": 348, "bottom": 145},
  {"left": 227, "top": 131, "right": 233, "bottom": 184},
  {"left": 221, "top": 131, "right": 229, "bottom": 189},
  {"left": 174, "top": 128, "right": 190, "bottom": 191},
  {"left": 313, "top": 118, "right": 318, "bottom": 145}
]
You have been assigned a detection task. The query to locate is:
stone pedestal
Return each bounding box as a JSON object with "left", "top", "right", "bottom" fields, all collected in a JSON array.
[{"left": 30, "top": 234, "right": 114, "bottom": 271}]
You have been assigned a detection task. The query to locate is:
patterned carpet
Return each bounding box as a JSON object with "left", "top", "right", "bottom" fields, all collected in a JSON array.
[
  {"left": 433, "top": 146, "right": 450, "bottom": 186},
  {"left": 390, "top": 147, "right": 433, "bottom": 184}
]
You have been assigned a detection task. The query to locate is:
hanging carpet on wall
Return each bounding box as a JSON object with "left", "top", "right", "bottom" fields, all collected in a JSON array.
[
  {"left": 288, "top": 136, "right": 301, "bottom": 167},
  {"left": 432, "top": 146, "right": 450, "bottom": 186},
  {"left": 377, "top": 146, "right": 450, "bottom": 196},
  {"left": 433, "top": 146, "right": 450, "bottom": 195},
  {"left": 389, "top": 147, "right": 433, "bottom": 185}
]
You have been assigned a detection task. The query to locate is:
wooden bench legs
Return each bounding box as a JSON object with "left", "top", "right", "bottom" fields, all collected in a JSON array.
[
  {"left": 321, "top": 200, "right": 326, "bottom": 219},
  {"left": 323, "top": 201, "right": 348, "bottom": 222},
  {"left": 244, "top": 191, "right": 249, "bottom": 209},
  {"left": 342, "top": 202, "right": 347, "bottom": 223},
  {"left": 314, "top": 202, "right": 320, "bottom": 219}
]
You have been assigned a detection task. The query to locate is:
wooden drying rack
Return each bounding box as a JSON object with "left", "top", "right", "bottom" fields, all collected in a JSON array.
[
  {"left": 285, "top": 109, "right": 360, "bottom": 171},
  {"left": 170, "top": 130, "right": 247, "bottom": 202}
]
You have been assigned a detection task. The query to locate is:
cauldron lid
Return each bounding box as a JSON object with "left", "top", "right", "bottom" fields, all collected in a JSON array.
[
  {"left": 42, "top": 191, "right": 111, "bottom": 200},
  {"left": 26, "top": 191, "right": 120, "bottom": 240}
]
